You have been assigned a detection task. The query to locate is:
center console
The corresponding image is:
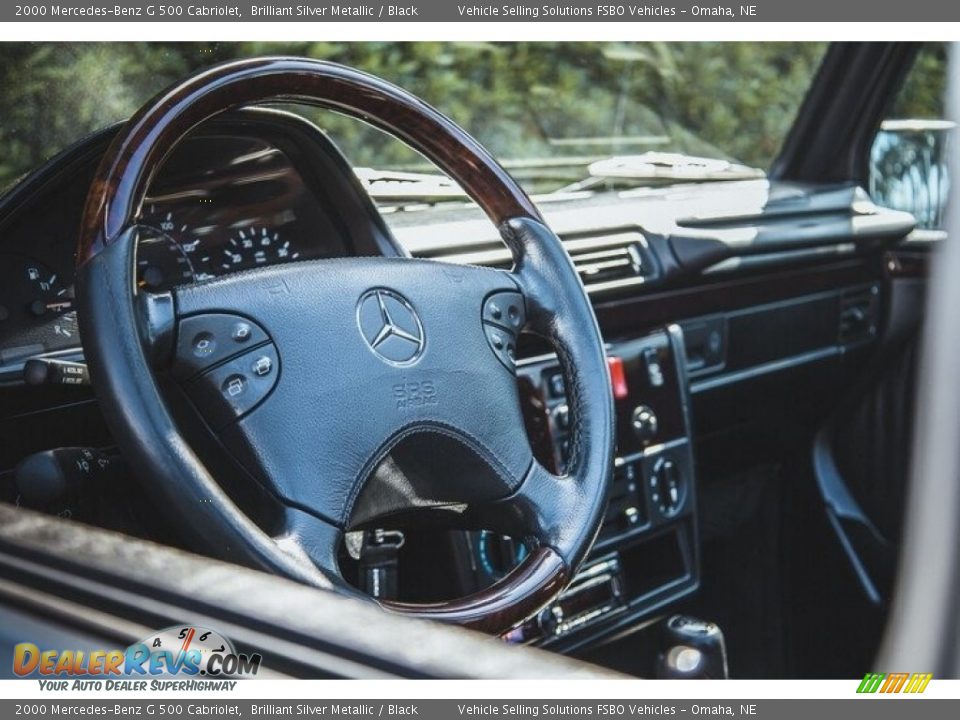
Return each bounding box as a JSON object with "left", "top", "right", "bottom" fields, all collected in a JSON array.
[{"left": 506, "top": 325, "right": 699, "bottom": 650}]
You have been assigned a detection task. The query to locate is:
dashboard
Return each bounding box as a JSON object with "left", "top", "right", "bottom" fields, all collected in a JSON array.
[{"left": 0, "top": 105, "right": 926, "bottom": 656}]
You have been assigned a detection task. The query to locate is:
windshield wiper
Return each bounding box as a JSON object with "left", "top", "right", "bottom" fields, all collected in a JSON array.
[{"left": 557, "top": 152, "right": 765, "bottom": 193}]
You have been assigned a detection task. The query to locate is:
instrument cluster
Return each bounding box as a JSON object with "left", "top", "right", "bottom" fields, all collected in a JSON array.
[
  {"left": 132, "top": 133, "right": 347, "bottom": 292},
  {"left": 0, "top": 129, "right": 353, "bottom": 377}
]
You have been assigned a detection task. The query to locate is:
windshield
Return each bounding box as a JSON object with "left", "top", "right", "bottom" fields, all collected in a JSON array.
[{"left": 0, "top": 42, "right": 827, "bottom": 194}]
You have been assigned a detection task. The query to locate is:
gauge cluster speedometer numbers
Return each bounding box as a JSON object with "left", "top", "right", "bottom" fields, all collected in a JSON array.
[
  {"left": 220, "top": 226, "right": 300, "bottom": 273},
  {"left": 135, "top": 207, "right": 305, "bottom": 292},
  {"left": 136, "top": 210, "right": 208, "bottom": 292}
]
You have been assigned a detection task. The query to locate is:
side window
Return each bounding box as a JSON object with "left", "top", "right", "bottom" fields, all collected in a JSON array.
[{"left": 870, "top": 43, "right": 951, "bottom": 231}]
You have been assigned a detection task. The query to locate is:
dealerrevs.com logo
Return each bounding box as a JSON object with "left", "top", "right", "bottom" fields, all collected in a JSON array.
[
  {"left": 857, "top": 672, "right": 933, "bottom": 694},
  {"left": 13, "top": 626, "right": 261, "bottom": 689}
]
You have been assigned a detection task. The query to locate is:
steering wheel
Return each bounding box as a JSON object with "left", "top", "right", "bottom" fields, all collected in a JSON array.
[{"left": 75, "top": 58, "right": 615, "bottom": 634}]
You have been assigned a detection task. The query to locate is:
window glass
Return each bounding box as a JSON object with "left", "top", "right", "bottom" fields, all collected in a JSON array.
[
  {"left": 0, "top": 42, "right": 827, "bottom": 195},
  {"left": 870, "top": 43, "right": 951, "bottom": 230}
]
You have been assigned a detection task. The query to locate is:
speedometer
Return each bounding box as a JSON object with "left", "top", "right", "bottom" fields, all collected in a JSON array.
[
  {"left": 219, "top": 226, "right": 300, "bottom": 273},
  {"left": 135, "top": 209, "right": 213, "bottom": 291},
  {"left": 135, "top": 204, "right": 309, "bottom": 289},
  {"left": 136, "top": 227, "right": 196, "bottom": 291}
]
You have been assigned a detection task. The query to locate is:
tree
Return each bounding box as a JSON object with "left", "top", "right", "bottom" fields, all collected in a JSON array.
[{"left": 0, "top": 42, "right": 945, "bottom": 192}]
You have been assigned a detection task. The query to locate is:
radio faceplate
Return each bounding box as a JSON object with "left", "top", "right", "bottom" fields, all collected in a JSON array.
[{"left": 512, "top": 326, "right": 699, "bottom": 649}]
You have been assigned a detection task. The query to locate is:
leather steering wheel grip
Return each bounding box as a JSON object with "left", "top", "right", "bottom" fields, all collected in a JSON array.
[{"left": 75, "top": 57, "right": 615, "bottom": 633}]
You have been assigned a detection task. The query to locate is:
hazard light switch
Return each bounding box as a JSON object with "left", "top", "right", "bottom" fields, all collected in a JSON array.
[{"left": 608, "top": 356, "right": 629, "bottom": 400}]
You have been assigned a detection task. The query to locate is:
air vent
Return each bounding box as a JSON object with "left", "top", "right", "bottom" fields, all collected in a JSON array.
[
  {"left": 565, "top": 232, "right": 654, "bottom": 292},
  {"left": 839, "top": 285, "right": 880, "bottom": 345},
  {"left": 408, "top": 230, "right": 655, "bottom": 295}
]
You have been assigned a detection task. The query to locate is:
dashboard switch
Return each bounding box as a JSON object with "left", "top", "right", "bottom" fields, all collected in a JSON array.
[
  {"left": 643, "top": 347, "right": 665, "bottom": 388},
  {"left": 14, "top": 447, "right": 123, "bottom": 514},
  {"left": 608, "top": 356, "right": 629, "bottom": 400},
  {"left": 552, "top": 403, "right": 571, "bottom": 431},
  {"left": 23, "top": 358, "right": 89, "bottom": 386},
  {"left": 631, "top": 404, "right": 659, "bottom": 442},
  {"left": 650, "top": 457, "right": 684, "bottom": 517},
  {"left": 547, "top": 373, "right": 565, "bottom": 398}
]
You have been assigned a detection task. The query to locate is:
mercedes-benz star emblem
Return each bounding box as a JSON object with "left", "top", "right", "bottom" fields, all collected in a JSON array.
[{"left": 356, "top": 289, "right": 425, "bottom": 366}]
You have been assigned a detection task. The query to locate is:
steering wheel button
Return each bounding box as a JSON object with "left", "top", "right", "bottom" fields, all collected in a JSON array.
[
  {"left": 483, "top": 291, "right": 525, "bottom": 331},
  {"left": 187, "top": 343, "right": 280, "bottom": 429},
  {"left": 222, "top": 374, "right": 247, "bottom": 398},
  {"left": 174, "top": 313, "right": 270, "bottom": 380},
  {"left": 192, "top": 332, "right": 216, "bottom": 357},
  {"left": 252, "top": 355, "right": 273, "bottom": 377},
  {"left": 232, "top": 322, "right": 253, "bottom": 342}
]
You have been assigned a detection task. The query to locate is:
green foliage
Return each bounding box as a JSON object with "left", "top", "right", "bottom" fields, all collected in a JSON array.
[
  {"left": 0, "top": 42, "right": 940, "bottom": 193},
  {"left": 892, "top": 43, "right": 949, "bottom": 120}
]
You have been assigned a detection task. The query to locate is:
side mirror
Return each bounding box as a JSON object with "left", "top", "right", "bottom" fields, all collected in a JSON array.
[{"left": 870, "top": 119, "right": 955, "bottom": 231}]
